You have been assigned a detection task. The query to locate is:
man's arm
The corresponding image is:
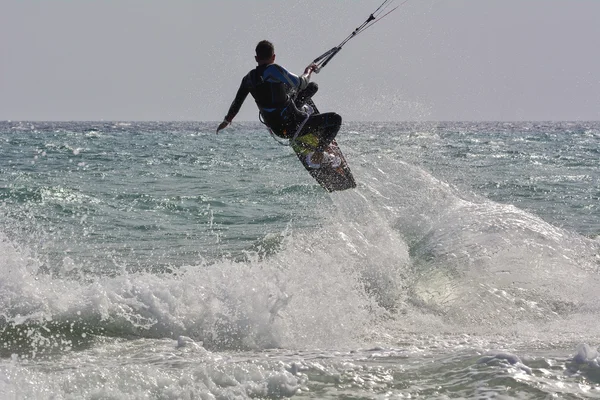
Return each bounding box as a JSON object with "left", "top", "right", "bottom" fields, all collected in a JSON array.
[{"left": 216, "top": 79, "right": 250, "bottom": 133}]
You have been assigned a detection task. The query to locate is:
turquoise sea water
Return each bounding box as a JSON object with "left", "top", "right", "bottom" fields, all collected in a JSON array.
[{"left": 1, "top": 120, "right": 599, "bottom": 399}]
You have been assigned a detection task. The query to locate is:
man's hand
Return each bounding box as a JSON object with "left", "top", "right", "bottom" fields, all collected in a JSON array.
[
  {"left": 216, "top": 120, "right": 229, "bottom": 134},
  {"left": 304, "top": 63, "right": 318, "bottom": 76}
]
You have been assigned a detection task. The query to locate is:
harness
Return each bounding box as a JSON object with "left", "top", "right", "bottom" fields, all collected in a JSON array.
[
  {"left": 248, "top": 64, "right": 309, "bottom": 146},
  {"left": 261, "top": 104, "right": 314, "bottom": 146}
]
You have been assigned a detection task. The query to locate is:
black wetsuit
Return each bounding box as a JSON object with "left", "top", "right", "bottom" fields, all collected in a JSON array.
[{"left": 224, "top": 63, "right": 341, "bottom": 152}]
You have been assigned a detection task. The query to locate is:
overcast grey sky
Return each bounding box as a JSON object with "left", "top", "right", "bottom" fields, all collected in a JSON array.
[{"left": 2, "top": 0, "right": 599, "bottom": 121}]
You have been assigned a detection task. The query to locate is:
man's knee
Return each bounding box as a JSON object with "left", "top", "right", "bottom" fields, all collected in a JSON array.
[
  {"left": 302, "top": 82, "right": 318, "bottom": 100},
  {"left": 328, "top": 112, "right": 342, "bottom": 128}
]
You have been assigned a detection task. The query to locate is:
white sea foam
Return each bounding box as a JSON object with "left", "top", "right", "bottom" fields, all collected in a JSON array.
[
  {"left": 2, "top": 153, "right": 599, "bottom": 362},
  {"left": 2, "top": 121, "right": 600, "bottom": 399}
]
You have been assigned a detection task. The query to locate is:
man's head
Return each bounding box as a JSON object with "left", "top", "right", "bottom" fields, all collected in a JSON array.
[{"left": 255, "top": 40, "right": 275, "bottom": 64}]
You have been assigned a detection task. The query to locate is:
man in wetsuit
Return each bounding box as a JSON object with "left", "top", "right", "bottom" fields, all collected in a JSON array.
[{"left": 216, "top": 40, "right": 342, "bottom": 167}]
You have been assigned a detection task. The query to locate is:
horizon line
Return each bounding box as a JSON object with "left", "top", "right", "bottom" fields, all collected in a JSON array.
[{"left": 3, "top": 119, "right": 600, "bottom": 123}]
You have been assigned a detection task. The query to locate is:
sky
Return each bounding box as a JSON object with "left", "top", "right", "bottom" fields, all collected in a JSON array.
[{"left": 1, "top": 0, "right": 599, "bottom": 121}]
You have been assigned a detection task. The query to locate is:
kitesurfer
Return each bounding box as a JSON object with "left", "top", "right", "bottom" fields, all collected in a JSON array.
[{"left": 216, "top": 40, "right": 342, "bottom": 167}]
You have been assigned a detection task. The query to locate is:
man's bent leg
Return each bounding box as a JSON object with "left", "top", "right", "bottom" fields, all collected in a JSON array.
[
  {"left": 298, "top": 112, "right": 342, "bottom": 166},
  {"left": 304, "top": 112, "right": 342, "bottom": 151},
  {"left": 294, "top": 82, "right": 319, "bottom": 108}
]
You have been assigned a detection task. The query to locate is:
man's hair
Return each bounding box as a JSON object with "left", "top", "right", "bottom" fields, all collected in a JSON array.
[{"left": 255, "top": 40, "right": 274, "bottom": 61}]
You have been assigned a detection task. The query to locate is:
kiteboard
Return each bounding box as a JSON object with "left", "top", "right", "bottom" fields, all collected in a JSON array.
[
  {"left": 272, "top": 0, "right": 400, "bottom": 191},
  {"left": 290, "top": 100, "right": 356, "bottom": 192}
]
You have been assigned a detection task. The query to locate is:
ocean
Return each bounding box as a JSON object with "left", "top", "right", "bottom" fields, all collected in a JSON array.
[{"left": 1, "top": 120, "right": 599, "bottom": 399}]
